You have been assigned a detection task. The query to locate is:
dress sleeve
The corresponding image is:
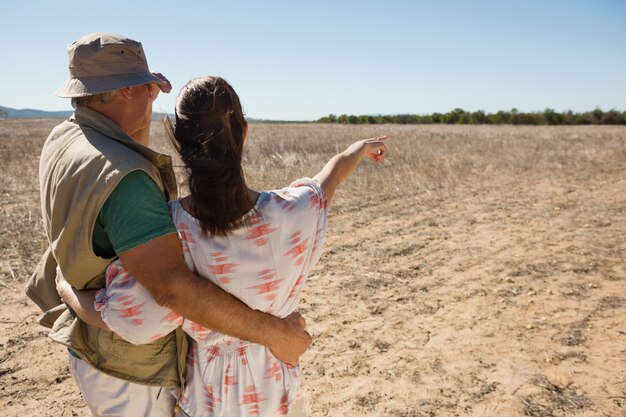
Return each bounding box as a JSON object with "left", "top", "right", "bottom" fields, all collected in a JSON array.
[
  {"left": 94, "top": 259, "right": 183, "bottom": 345},
  {"left": 280, "top": 178, "right": 328, "bottom": 273}
]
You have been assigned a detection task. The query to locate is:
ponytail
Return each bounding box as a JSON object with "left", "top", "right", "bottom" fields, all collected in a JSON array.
[{"left": 165, "top": 76, "right": 251, "bottom": 236}]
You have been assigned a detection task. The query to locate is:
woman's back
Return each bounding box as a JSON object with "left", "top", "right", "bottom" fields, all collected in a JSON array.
[
  {"left": 176, "top": 178, "right": 326, "bottom": 416},
  {"left": 177, "top": 179, "right": 326, "bottom": 319}
]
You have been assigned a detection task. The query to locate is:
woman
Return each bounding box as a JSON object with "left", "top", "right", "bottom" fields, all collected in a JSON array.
[{"left": 58, "top": 76, "right": 387, "bottom": 417}]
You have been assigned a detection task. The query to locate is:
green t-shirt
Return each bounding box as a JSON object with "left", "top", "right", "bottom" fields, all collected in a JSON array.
[{"left": 92, "top": 170, "right": 177, "bottom": 259}]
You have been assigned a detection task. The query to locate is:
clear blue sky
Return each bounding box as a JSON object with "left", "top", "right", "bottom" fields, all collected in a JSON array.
[{"left": 2, "top": 0, "right": 625, "bottom": 120}]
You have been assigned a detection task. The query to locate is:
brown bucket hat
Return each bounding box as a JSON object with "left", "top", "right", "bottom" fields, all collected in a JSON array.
[{"left": 55, "top": 32, "right": 167, "bottom": 98}]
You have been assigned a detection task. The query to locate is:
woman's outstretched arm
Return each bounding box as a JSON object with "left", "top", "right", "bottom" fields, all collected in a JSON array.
[{"left": 313, "top": 136, "right": 388, "bottom": 204}]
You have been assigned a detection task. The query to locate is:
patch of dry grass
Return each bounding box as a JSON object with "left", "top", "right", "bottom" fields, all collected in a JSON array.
[
  {"left": 3, "top": 120, "right": 626, "bottom": 284},
  {"left": 0, "top": 119, "right": 56, "bottom": 284}
]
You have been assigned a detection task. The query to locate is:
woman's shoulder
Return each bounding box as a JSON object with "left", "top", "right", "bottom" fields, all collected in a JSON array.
[
  {"left": 262, "top": 178, "right": 327, "bottom": 212},
  {"left": 250, "top": 179, "right": 328, "bottom": 240},
  {"left": 167, "top": 198, "right": 201, "bottom": 236}
]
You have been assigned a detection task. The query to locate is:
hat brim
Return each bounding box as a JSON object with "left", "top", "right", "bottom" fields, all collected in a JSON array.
[{"left": 55, "top": 72, "right": 167, "bottom": 98}]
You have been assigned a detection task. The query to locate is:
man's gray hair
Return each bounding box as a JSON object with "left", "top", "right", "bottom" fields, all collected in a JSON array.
[{"left": 71, "top": 90, "right": 117, "bottom": 109}]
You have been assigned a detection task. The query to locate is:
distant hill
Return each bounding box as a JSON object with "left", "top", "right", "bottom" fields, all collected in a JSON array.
[
  {"left": 0, "top": 105, "right": 171, "bottom": 120},
  {"left": 0, "top": 106, "right": 73, "bottom": 119}
]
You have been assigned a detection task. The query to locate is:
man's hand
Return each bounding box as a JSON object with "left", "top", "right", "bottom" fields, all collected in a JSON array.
[{"left": 268, "top": 311, "right": 312, "bottom": 366}]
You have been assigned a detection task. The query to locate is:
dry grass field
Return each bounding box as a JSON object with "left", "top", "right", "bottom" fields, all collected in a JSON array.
[{"left": 1, "top": 119, "right": 625, "bottom": 417}]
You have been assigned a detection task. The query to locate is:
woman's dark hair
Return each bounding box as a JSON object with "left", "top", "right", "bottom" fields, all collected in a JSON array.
[{"left": 164, "top": 76, "right": 250, "bottom": 236}]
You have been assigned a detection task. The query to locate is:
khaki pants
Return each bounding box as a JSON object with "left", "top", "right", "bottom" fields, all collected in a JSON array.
[{"left": 69, "top": 354, "right": 177, "bottom": 417}]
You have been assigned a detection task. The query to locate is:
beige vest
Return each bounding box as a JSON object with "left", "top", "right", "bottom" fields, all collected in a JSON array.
[{"left": 26, "top": 106, "right": 187, "bottom": 388}]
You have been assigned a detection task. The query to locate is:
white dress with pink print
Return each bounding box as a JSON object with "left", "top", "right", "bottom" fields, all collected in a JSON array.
[{"left": 94, "top": 178, "right": 327, "bottom": 417}]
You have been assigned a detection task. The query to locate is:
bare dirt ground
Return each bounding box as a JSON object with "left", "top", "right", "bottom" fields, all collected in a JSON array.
[{"left": 1, "top": 120, "right": 625, "bottom": 416}]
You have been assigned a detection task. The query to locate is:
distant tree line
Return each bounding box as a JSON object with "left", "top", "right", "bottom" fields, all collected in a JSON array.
[{"left": 317, "top": 108, "right": 626, "bottom": 125}]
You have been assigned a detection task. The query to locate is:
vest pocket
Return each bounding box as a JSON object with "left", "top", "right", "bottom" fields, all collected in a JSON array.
[{"left": 85, "top": 324, "right": 179, "bottom": 386}]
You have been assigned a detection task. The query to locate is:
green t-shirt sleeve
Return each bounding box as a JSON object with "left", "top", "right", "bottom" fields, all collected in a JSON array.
[{"left": 92, "top": 170, "right": 177, "bottom": 258}]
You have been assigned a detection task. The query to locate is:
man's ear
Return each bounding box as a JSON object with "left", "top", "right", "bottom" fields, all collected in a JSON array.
[{"left": 118, "top": 87, "right": 133, "bottom": 100}]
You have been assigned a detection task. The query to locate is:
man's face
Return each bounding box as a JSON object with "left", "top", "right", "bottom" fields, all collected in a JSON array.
[{"left": 127, "top": 83, "right": 159, "bottom": 138}]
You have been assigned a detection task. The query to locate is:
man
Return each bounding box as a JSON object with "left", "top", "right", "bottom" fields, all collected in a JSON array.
[{"left": 27, "top": 32, "right": 311, "bottom": 417}]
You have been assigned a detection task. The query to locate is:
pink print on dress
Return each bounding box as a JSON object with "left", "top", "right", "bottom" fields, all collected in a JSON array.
[
  {"left": 118, "top": 301, "right": 146, "bottom": 326},
  {"left": 210, "top": 251, "right": 229, "bottom": 263},
  {"left": 285, "top": 232, "right": 309, "bottom": 267},
  {"left": 187, "top": 321, "right": 212, "bottom": 342},
  {"left": 177, "top": 222, "right": 197, "bottom": 254},
  {"left": 246, "top": 210, "right": 262, "bottom": 227},
  {"left": 288, "top": 231, "right": 302, "bottom": 246},
  {"left": 277, "top": 394, "right": 290, "bottom": 416},
  {"left": 208, "top": 263, "right": 237, "bottom": 275},
  {"left": 309, "top": 189, "right": 328, "bottom": 210},
  {"left": 203, "top": 384, "right": 221, "bottom": 414},
  {"left": 248, "top": 278, "right": 284, "bottom": 297},
  {"left": 286, "top": 240, "right": 308, "bottom": 258},
  {"left": 205, "top": 252, "right": 238, "bottom": 285},
  {"left": 288, "top": 273, "right": 305, "bottom": 299},
  {"left": 116, "top": 295, "right": 135, "bottom": 307},
  {"left": 265, "top": 359, "right": 283, "bottom": 382},
  {"left": 113, "top": 270, "right": 135, "bottom": 289},
  {"left": 258, "top": 269, "right": 276, "bottom": 281},
  {"left": 272, "top": 190, "right": 290, "bottom": 202},
  {"left": 236, "top": 345, "right": 248, "bottom": 366},
  {"left": 105, "top": 262, "right": 121, "bottom": 286},
  {"left": 308, "top": 192, "right": 318, "bottom": 209},
  {"left": 281, "top": 200, "right": 296, "bottom": 212},
  {"left": 224, "top": 363, "right": 237, "bottom": 394},
  {"left": 119, "top": 301, "right": 145, "bottom": 318},
  {"left": 241, "top": 384, "right": 266, "bottom": 415},
  {"left": 207, "top": 262, "right": 236, "bottom": 285},
  {"left": 161, "top": 310, "right": 183, "bottom": 326},
  {"left": 272, "top": 192, "right": 297, "bottom": 213},
  {"left": 204, "top": 345, "right": 221, "bottom": 364},
  {"left": 187, "top": 322, "right": 209, "bottom": 333},
  {"left": 264, "top": 294, "right": 278, "bottom": 302},
  {"left": 245, "top": 223, "right": 278, "bottom": 247}
]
